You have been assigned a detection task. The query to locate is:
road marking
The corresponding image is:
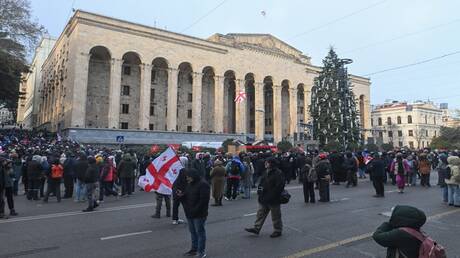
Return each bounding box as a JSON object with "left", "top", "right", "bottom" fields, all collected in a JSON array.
[
  {"left": 243, "top": 212, "right": 257, "bottom": 217},
  {"left": 330, "top": 197, "right": 350, "bottom": 203},
  {"left": 0, "top": 203, "right": 154, "bottom": 224},
  {"left": 100, "top": 230, "right": 152, "bottom": 241},
  {"left": 283, "top": 208, "right": 460, "bottom": 258}
]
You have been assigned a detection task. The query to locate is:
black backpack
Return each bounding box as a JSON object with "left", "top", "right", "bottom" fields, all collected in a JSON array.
[
  {"left": 446, "top": 167, "right": 452, "bottom": 180},
  {"left": 230, "top": 161, "right": 241, "bottom": 176}
]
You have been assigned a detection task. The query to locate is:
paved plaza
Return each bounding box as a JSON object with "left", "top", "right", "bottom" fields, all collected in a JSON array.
[{"left": 1, "top": 177, "right": 459, "bottom": 258}]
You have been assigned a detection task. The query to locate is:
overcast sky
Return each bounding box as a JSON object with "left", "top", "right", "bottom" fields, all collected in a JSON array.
[{"left": 30, "top": 0, "right": 460, "bottom": 109}]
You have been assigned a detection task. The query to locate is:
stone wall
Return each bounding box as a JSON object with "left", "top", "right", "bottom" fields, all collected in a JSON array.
[
  {"left": 119, "top": 64, "right": 141, "bottom": 129},
  {"left": 86, "top": 59, "right": 110, "bottom": 128}
]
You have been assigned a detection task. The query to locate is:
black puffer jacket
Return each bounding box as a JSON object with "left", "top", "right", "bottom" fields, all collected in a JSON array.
[
  {"left": 74, "top": 158, "right": 88, "bottom": 181},
  {"left": 257, "top": 168, "right": 285, "bottom": 205},
  {"left": 27, "top": 158, "right": 43, "bottom": 180},
  {"left": 84, "top": 163, "right": 99, "bottom": 184},
  {"left": 184, "top": 169, "right": 210, "bottom": 219},
  {"left": 368, "top": 158, "right": 386, "bottom": 179},
  {"left": 373, "top": 205, "right": 426, "bottom": 258}
]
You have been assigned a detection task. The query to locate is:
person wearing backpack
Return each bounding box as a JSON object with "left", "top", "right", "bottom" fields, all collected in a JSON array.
[
  {"left": 373, "top": 205, "right": 446, "bottom": 258},
  {"left": 445, "top": 155, "right": 460, "bottom": 207},
  {"left": 43, "top": 159, "right": 63, "bottom": 203},
  {"left": 300, "top": 158, "right": 316, "bottom": 203},
  {"left": 224, "top": 156, "right": 244, "bottom": 200},
  {"left": 436, "top": 154, "right": 449, "bottom": 203}
]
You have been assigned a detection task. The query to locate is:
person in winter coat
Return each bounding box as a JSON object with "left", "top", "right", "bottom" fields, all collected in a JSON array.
[
  {"left": 172, "top": 167, "right": 188, "bottom": 225},
  {"left": 344, "top": 152, "right": 358, "bottom": 188},
  {"left": 436, "top": 154, "right": 449, "bottom": 203},
  {"left": 245, "top": 157, "right": 285, "bottom": 238},
  {"left": 183, "top": 168, "right": 210, "bottom": 258},
  {"left": 418, "top": 154, "right": 432, "bottom": 187},
  {"left": 43, "top": 159, "right": 63, "bottom": 203},
  {"left": 83, "top": 156, "right": 99, "bottom": 212},
  {"left": 373, "top": 205, "right": 427, "bottom": 258},
  {"left": 10, "top": 153, "right": 22, "bottom": 196},
  {"left": 241, "top": 157, "right": 254, "bottom": 199},
  {"left": 225, "top": 156, "right": 245, "bottom": 200},
  {"left": 192, "top": 153, "right": 207, "bottom": 179},
  {"left": 62, "top": 153, "right": 75, "bottom": 198},
  {"left": 367, "top": 153, "right": 385, "bottom": 197},
  {"left": 0, "top": 157, "right": 18, "bottom": 218},
  {"left": 210, "top": 160, "right": 226, "bottom": 206},
  {"left": 316, "top": 153, "right": 332, "bottom": 202},
  {"left": 27, "top": 155, "right": 43, "bottom": 200},
  {"left": 329, "top": 151, "right": 345, "bottom": 185},
  {"left": 445, "top": 155, "right": 460, "bottom": 207},
  {"left": 390, "top": 154, "right": 410, "bottom": 193},
  {"left": 118, "top": 153, "right": 136, "bottom": 196},
  {"left": 300, "top": 158, "right": 315, "bottom": 203},
  {"left": 74, "top": 153, "right": 88, "bottom": 202},
  {"left": 99, "top": 156, "right": 118, "bottom": 202}
]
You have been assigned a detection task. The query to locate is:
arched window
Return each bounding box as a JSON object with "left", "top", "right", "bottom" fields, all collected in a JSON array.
[
  {"left": 425, "top": 115, "right": 428, "bottom": 124},
  {"left": 397, "top": 116, "right": 402, "bottom": 124},
  {"left": 378, "top": 118, "right": 382, "bottom": 126},
  {"left": 434, "top": 117, "right": 436, "bottom": 125},
  {"left": 387, "top": 117, "right": 392, "bottom": 125},
  {"left": 408, "top": 115, "right": 413, "bottom": 124}
]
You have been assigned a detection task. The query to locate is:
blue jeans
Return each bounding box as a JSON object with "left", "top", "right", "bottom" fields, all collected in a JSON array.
[
  {"left": 441, "top": 186, "right": 448, "bottom": 203},
  {"left": 187, "top": 218, "right": 207, "bottom": 255},
  {"left": 244, "top": 186, "right": 251, "bottom": 199},
  {"left": 75, "top": 179, "right": 86, "bottom": 201},
  {"left": 358, "top": 168, "right": 365, "bottom": 178},
  {"left": 447, "top": 184, "right": 460, "bottom": 206},
  {"left": 410, "top": 173, "right": 417, "bottom": 186}
]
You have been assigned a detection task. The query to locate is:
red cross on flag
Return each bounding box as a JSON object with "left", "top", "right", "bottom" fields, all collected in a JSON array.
[
  {"left": 138, "top": 147, "right": 184, "bottom": 195},
  {"left": 234, "top": 90, "right": 247, "bottom": 103}
]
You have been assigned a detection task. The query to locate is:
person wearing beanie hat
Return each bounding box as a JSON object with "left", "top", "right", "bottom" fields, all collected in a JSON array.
[{"left": 82, "top": 156, "right": 99, "bottom": 212}]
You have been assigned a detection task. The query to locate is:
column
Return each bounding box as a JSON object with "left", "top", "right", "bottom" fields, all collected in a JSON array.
[
  {"left": 304, "top": 88, "right": 311, "bottom": 123},
  {"left": 71, "top": 52, "right": 90, "bottom": 128},
  {"left": 108, "top": 58, "right": 122, "bottom": 129},
  {"left": 254, "top": 82, "right": 265, "bottom": 140},
  {"left": 235, "top": 79, "right": 247, "bottom": 134},
  {"left": 273, "top": 85, "right": 282, "bottom": 143},
  {"left": 192, "top": 72, "right": 203, "bottom": 132},
  {"left": 289, "top": 87, "right": 298, "bottom": 140},
  {"left": 139, "top": 63, "right": 152, "bottom": 130},
  {"left": 167, "top": 68, "right": 178, "bottom": 131},
  {"left": 214, "top": 75, "right": 224, "bottom": 133}
]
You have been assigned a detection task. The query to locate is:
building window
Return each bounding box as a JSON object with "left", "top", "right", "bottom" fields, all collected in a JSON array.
[
  {"left": 187, "top": 109, "right": 192, "bottom": 118},
  {"left": 378, "top": 118, "right": 382, "bottom": 126},
  {"left": 397, "top": 116, "right": 402, "bottom": 124},
  {"left": 425, "top": 115, "right": 428, "bottom": 124},
  {"left": 187, "top": 126, "right": 192, "bottom": 132},
  {"left": 371, "top": 119, "right": 374, "bottom": 126},
  {"left": 188, "top": 93, "right": 193, "bottom": 102},
  {"left": 378, "top": 132, "right": 383, "bottom": 138},
  {"left": 151, "top": 70, "right": 157, "bottom": 84},
  {"left": 398, "top": 130, "right": 403, "bottom": 137},
  {"left": 434, "top": 117, "right": 436, "bottom": 125},
  {"left": 408, "top": 130, "right": 413, "bottom": 136},
  {"left": 409, "top": 141, "right": 414, "bottom": 149},
  {"left": 387, "top": 117, "right": 392, "bottom": 125},
  {"left": 122, "top": 104, "right": 129, "bottom": 114},
  {"left": 388, "top": 131, "right": 393, "bottom": 138},
  {"left": 122, "top": 85, "right": 130, "bottom": 96},
  {"left": 399, "top": 141, "right": 403, "bottom": 147},
  {"left": 150, "top": 89, "right": 155, "bottom": 102},
  {"left": 123, "top": 66, "right": 131, "bottom": 75},
  {"left": 426, "top": 130, "right": 429, "bottom": 137},
  {"left": 121, "top": 122, "right": 128, "bottom": 129},
  {"left": 434, "top": 130, "right": 437, "bottom": 137},
  {"left": 150, "top": 105, "right": 154, "bottom": 116},
  {"left": 149, "top": 124, "right": 154, "bottom": 130},
  {"left": 408, "top": 115, "right": 412, "bottom": 124}
]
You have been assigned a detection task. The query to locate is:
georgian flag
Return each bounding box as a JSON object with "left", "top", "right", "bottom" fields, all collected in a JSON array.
[
  {"left": 234, "top": 90, "right": 247, "bottom": 103},
  {"left": 138, "top": 147, "right": 184, "bottom": 195}
]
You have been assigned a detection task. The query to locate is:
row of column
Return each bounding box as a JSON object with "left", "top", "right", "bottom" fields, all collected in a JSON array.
[{"left": 72, "top": 53, "right": 312, "bottom": 143}]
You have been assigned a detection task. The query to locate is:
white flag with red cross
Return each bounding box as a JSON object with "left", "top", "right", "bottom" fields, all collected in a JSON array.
[
  {"left": 234, "top": 90, "right": 247, "bottom": 103},
  {"left": 138, "top": 147, "right": 184, "bottom": 195}
]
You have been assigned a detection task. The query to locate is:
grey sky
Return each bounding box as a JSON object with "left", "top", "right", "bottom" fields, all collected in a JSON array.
[{"left": 31, "top": 0, "right": 460, "bottom": 108}]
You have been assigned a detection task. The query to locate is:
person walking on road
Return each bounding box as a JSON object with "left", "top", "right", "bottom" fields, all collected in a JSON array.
[
  {"left": 0, "top": 157, "right": 18, "bottom": 218},
  {"left": 74, "top": 153, "right": 88, "bottom": 202},
  {"left": 82, "top": 156, "right": 99, "bottom": 212},
  {"left": 210, "top": 160, "right": 225, "bottom": 206},
  {"left": 344, "top": 152, "right": 358, "bottom": 188},
  {"left": 183, "top": 168, "right": 210, "bottom": 258},
  {"left": 446, "top": 155, "right": 460, "bottom": 207},
  {"left": 367, "top": 153, "right": 385, "bottom": 197},
  {"left": 172, "top": 168, "right": 187, "bottom": 224},
  {"left": 418, "top": 154, "right": 432, "bottom": 187},
  {"left": 300, "top": 158, "right": 316, "bottom": 203},
  {"left": 118, "top": 153, "right": 136, "bottom": 196},
  {"left": 245, "top": 157, "right": 285, "bottom": 238},
  {"left": 391, "top": 154, "right": 409, "bottom": 193},
  {"left": 43, "top": 159, "right": 63, "bottom": 203},
  {"left": 225, "top": 156, "right": 244, "bottom": 200}
]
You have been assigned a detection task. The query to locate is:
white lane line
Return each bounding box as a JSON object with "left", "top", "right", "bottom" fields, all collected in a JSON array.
[
  {"left": 243, "top": 212, "right": 257, "bottom": 217},
  {"left": 100, "top": 230, "right": 152, "bottom": 241},
  {"left": 0, "top": 203, "right": 154, "bottom": 224},
  {"left": 330, "top": 197, "right": 350, "bottom": 203}
]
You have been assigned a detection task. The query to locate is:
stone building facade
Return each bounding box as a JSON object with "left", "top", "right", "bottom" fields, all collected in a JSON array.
[
  {"left": 371, "top": 101, "right": 443, "bottom": 149},
  {"left": 37, "top": 10, "right": 371, "bottom": 143}
]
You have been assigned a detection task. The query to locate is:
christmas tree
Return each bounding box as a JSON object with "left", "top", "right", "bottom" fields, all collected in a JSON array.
[{"left": 310, "top": 48, "right": 360, "bottom": 150}]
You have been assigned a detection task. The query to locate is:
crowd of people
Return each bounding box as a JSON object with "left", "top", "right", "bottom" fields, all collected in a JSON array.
[{"left": 1, "top": 128, "right": 459, "bottom": 257}]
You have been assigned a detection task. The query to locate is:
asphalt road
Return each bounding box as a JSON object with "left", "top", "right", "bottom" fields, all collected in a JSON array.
[{"left": 1, "top": 177, "right": 459, "bottom": 258}]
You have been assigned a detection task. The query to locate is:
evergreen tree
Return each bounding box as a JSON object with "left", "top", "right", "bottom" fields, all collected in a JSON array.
[{"left": 310, "top": 48, "right": 360, "bottom": 150}]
